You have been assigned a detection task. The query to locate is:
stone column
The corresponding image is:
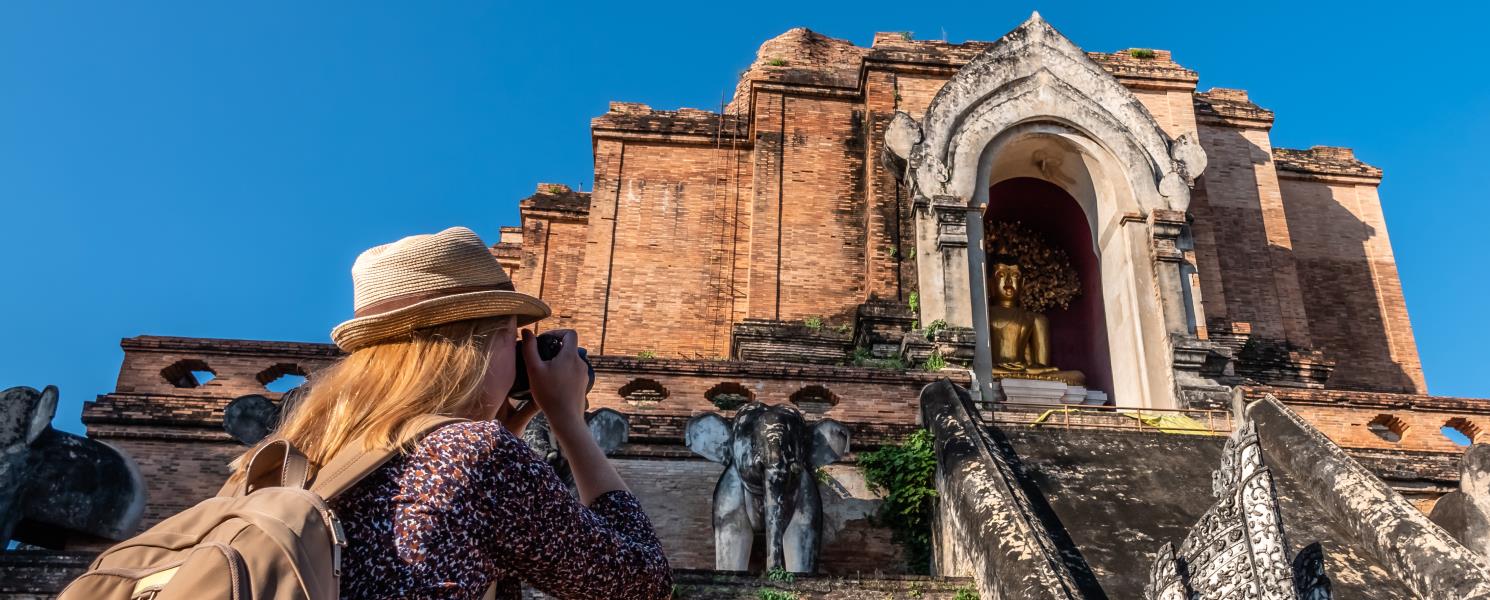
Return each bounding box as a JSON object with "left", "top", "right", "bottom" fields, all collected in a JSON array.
[
  {"left": 1150, "top": 209, "right": 1193, "bottom": 337},
  {"left": 1155, "top": 209, "right": 1235, "bottom": 409},
  {"left": 912, "top": 194, "right": 974, "bottom": 329},
  {"left": 964, "top": 206, "right": 996, "bottom": 403}
]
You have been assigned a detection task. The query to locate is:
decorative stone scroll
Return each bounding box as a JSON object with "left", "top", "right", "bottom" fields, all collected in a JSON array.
[{"left": 1143, "top": 420, "right": 1331, "bottom": 599}]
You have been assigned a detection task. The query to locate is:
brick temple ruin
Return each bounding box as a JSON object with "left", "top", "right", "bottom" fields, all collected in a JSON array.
[{"left": 7, "top": 14, "right": 1490, "bottom": 599}]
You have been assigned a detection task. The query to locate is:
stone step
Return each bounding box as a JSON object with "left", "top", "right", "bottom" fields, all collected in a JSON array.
[{"left": 635, "top": 569, "right": 976, "bottom": 599}]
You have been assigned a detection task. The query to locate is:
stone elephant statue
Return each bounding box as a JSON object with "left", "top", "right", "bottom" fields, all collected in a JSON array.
[
  {"left": 222, "top": 386, "right": 309, "bottom": 445},
  {"left": 686, "top": 402, "right": 850, "bottom": 573},
  {"left": 1, "top": 385, "right": 145, "bottom": 549},
  {"left": 521, "top": 408, "right": 629, "bottom": 490}
]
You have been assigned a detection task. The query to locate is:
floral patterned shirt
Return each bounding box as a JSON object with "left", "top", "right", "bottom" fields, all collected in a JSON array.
[{"left": 332, "top": 420, "right": 672, "bottom": 599}]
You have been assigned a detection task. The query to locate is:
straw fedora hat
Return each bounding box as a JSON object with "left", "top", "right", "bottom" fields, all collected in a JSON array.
[{"left": 330, "top": 227, "right": 550, "bottom": 352}]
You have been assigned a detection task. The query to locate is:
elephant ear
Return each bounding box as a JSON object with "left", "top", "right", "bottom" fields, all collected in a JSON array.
[
  {"left": 224, "top": 394, "right": 282, "bottom": 445},
  {"left": 686, "top": 412, "right": 732, "bottom": 464},
  {"left": 586, "top": 408, "right": 630, "bottom": 455},
  {"left": 26, "top": 385, "right": 60, "bottom": 444},
  {"left": 809, "top": 419, "right": 851, "bottom": 468}
]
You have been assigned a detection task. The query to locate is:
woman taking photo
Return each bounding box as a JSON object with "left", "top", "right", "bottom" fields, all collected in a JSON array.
[{"left": 235, "top": 226, "right": 672, "bottom": 599}]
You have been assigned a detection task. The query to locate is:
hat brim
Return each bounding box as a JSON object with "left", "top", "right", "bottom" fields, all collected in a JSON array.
[{"left": 331, "top": 290, "right": 551, "bottom": 352}]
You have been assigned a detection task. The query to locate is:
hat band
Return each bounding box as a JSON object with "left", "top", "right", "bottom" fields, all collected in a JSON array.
[{"left": 353, "top": 282, "right": 516, "bottom": 318}]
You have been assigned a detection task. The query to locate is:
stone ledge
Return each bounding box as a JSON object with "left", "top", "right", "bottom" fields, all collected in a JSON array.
[
  {"left": 0, "top": 550, "right": 93, "bottom": 595},
  {"left": 1086, "top": 49, "right": 1199, "bottom": 90},
  {"left": 1246, "top": 385, "right": 1490, "bottom": 413},
  {"left": 519, "top": 183, "right": 591, "bottom": 217},
  {"left": 0, "top": 554, "right": 979, "bottom": 599},
  {"left": 1194, "top": 87, "right": 1274, "bottom": 128},
  {"left": 120, "top": 335, "right": 340, "bottom": 359},
  {"left": 730, "top": 319, "right": 855, "bottom": 366},
  {"left": 1273, "top": 146, "right": 1383, "bottom": 181},
  {"left": 922, "top": 379, "right": 1083, "bottom": 598},
  {"left": 591, "top": 105, "right": 748, "bottom": 141},
  {"left": 663, "top": 569, "right": 975, "bottom": 599}
]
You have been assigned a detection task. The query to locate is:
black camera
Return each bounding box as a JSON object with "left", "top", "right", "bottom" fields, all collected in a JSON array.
[{"left": 508, "top": 330, "right": 595, "bottom": 401}]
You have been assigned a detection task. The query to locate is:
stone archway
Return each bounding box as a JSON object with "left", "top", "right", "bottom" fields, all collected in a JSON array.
[{"left": 885, "top": 13, "right": 1208, "bottom": 408}]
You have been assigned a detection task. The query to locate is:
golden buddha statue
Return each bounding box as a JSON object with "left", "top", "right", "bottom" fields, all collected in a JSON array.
[{"left": 987, "top": 255, "right": 1085, "bottom": 386}]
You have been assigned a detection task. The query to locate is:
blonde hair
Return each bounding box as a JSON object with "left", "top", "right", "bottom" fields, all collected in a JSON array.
[{"left": 231, "top": 316, "right": 514, "bottom": 481}]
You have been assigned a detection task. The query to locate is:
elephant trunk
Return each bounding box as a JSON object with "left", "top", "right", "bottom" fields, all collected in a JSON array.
[{"left": 763, "top": 464, "right": 797, "bottom": 572}]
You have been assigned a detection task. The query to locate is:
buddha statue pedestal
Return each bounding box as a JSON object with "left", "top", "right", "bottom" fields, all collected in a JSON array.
[{"left": 992, "top": 377, "right": 1108, "bottom": 406}]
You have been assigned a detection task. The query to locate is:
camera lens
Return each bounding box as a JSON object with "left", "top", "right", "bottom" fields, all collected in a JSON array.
[{"left": 509, "top": 331, "right": 596, "bottom": 401}]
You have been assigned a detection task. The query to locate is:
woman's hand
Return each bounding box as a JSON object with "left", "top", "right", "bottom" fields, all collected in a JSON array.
[
  {"left": 521, "top": 328, "right": 628, "bottom": 504},
  {"left": 494, "top": 397, "right": 541, "bottom": 435},
  {"left": 519, "top": 329, "right": 589, "bottom": 424}
]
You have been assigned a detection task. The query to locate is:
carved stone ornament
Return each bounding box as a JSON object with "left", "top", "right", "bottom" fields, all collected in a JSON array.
[{"left": 1143, "top": 421, "right": 1332, "bottom": 600}]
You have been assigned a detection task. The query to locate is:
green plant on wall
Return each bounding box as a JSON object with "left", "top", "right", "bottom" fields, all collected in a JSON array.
[
  {"left": 1128, "top": 48, "right": 1156, "bottom": 59},
  {"left": 858, "top": 429, "right": 938, "bottom": 573},
  {"left": 922, "top": 319, "right": 948, "bottom": 339},
  {"left": 758, "top": 591, "right": 797, "bottom": 600},
  {"left": 636, "top": 350, "right": 657, "bottom": 361},
  {"left": 712, "top": 393, "right": 750, "bottom": 411},
  {"left": 803, "top": 315, "right": 824, "bottom": 331},
  {"left": 764, "top": 567, "right": 795, "bottom": 583},
  {"left": 767, "top": 58, "right": 788, "bottom": 67},
  {"left": 954, "top": 585, "right": 980, "bottom": 600},
  {"left": 908, "top": 291, "right": 919, "bottom": 315},
  {"left": 923, "top": 351, "right": 946, "bottom": 372},
  {"left": 849, "top": 347, "right": 906, "bottom": 371}
]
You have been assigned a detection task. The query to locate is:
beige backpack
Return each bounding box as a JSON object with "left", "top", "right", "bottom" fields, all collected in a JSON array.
[{"left": 59, "top": 415, "right": 464, "bottom": 600}]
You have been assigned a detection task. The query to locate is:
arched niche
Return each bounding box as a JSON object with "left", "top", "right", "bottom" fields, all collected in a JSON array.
[{"left": 895, "top": 14, "right": 1206, "bottom": 408}]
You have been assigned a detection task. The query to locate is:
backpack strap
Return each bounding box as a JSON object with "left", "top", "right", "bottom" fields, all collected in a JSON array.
[
  {"left": 309, "top": 414, "right": 468, "bottom": 500},
  {"left": 238, "top": 439, "right": 312, "bottom": 496},
  {"left": 219, "top": 414, "right": 467, "bottom": 499}
]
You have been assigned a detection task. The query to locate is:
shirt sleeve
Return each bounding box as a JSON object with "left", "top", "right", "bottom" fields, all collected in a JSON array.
[{"left": 403, "top": 420, "right": 673, "bottom": 600}]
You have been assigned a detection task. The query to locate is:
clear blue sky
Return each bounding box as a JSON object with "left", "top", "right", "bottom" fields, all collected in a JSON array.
[{"left": 4, "top": 1, "right": 1487, "bottom": 434}]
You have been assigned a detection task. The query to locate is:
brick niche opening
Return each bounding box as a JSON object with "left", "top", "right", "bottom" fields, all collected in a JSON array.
[
  {"left": 619, "top": 378, "right": 669, "bottom": 407},
  {"left": 1442, "top": 417, "right": 1482, "bottom": 447},
  {"left": 161, "top": 359, "right": 216, "bottom": 388},
  {"left": 256, "top": 363, "right": 308, "bottom": 394},
  {"left": 790, "top": 385, "right": 838, "bottom": 415},
  {"left": 705, "top": 382, "right": 754, "bottom": 412},
  {"left": 1366, "top": 414, "right": 1408, "bottom": 443}
]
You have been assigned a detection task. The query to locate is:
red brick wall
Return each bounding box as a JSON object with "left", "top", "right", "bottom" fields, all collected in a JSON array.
[
  {"left": 1278, "top": 175, "right": 1424, "bottom": 393},
  {"left": 86, "top": 337, "right": 922, "bottom": 573},
  {"left": 514, "top": 212, "right": 589, "bottom": 331},
  {"left": 862, "top": 70, "right": 917, "bottom": 305},
  {"left": 111, "top": 336, "right": 337, "bottom": 399},
  {"left": 1252, "top": 387, "right": 1486, "bottom": 453},
  {"left": 565, "top": 132, "right": 753, "bottom": 359},
  {"left": 1191, "top": 122, "right": 1312, "bottom": 346},
  {"left": 1288, "top": 404, "right": 1482, "bottom": 454},
  {"left": 94, "top": 435, "right": 242, "bottom": 529},
  {"left": 585, "top": 357, "right": 942, "bottom": 424}
]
